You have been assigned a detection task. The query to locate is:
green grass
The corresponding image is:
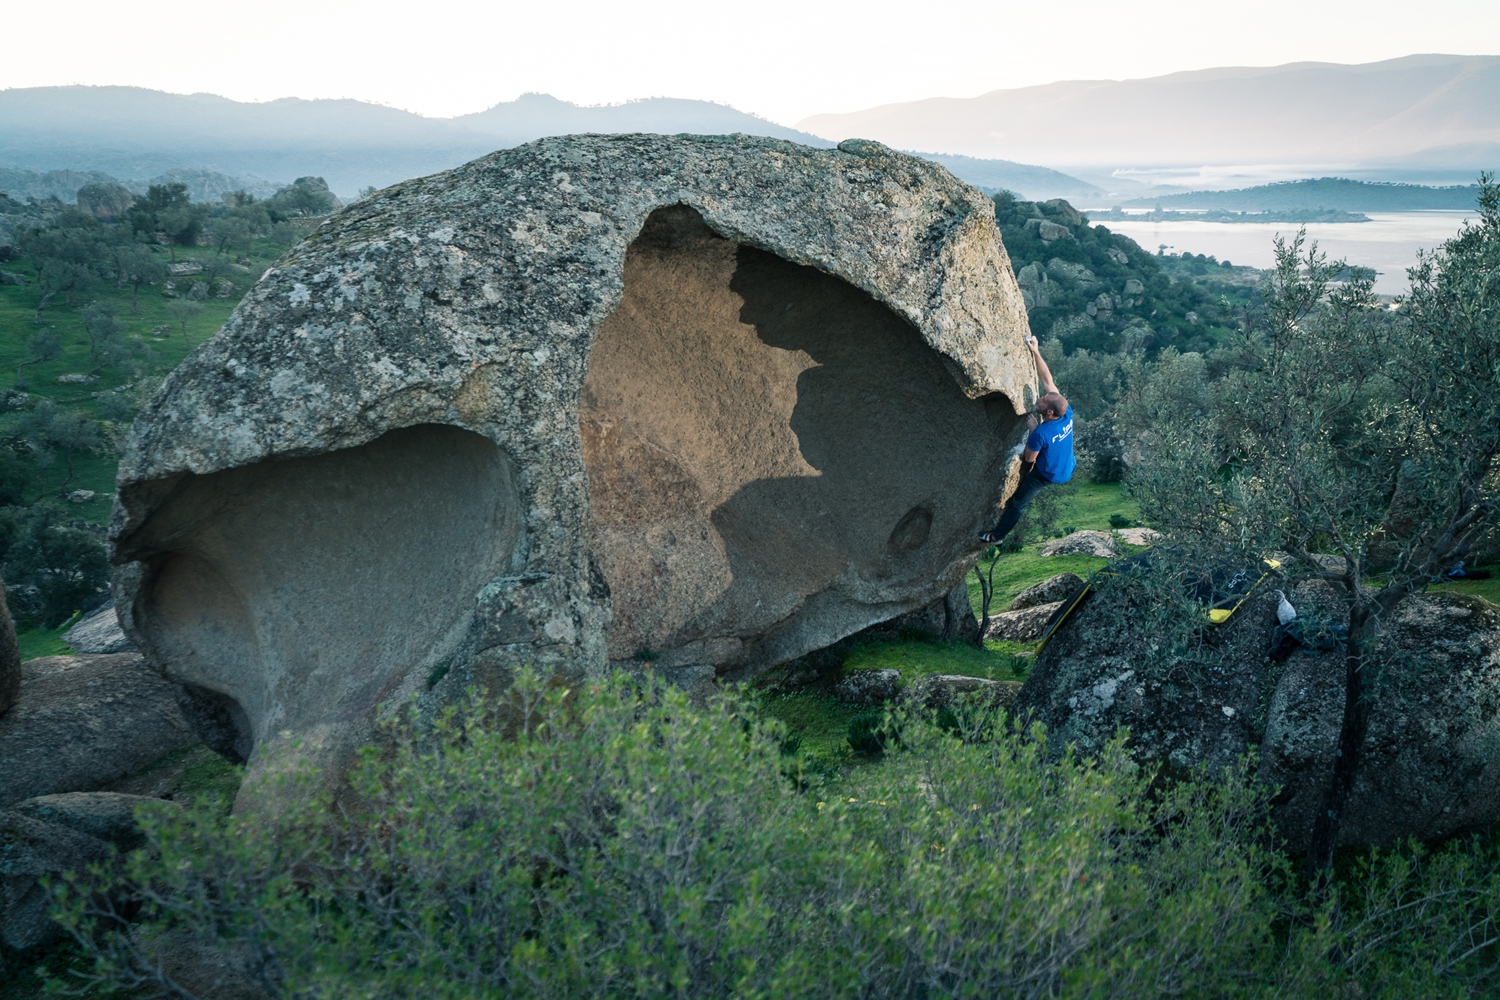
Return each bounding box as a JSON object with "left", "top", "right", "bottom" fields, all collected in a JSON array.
[
  {"left": 17, "top": 616, "right": 80, "bottom": 660},
  {"left": 1422, "top": 564, "right": 1500, "bottom": 607},
  {"left": 1052, "top": 479, "right": 1142, "bottom": 533},
  {"left": 0, "top": 245, "right": 275, "bottom": 521},
  {"left": 841, "top": 636, "right": 1028, "bottom": 683}
]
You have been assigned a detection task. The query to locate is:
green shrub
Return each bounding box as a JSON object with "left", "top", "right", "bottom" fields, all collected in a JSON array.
[
  {"left": 47, "top": 674, "right": 1500, "bottom": 999},
  {"left": 845, "top": 709, "right": 899, "bottom": 755}
]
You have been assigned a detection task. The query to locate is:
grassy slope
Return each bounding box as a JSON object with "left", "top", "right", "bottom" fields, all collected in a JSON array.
[
  {"left": 1, "top": 238, "right": 287, "bottom": 657},
  {"left": 0, "top": 241, "right": 278, "bottom": 519}
]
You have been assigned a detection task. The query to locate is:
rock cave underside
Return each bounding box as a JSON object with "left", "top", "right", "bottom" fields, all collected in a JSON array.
[
  {"left": 584, "top": 206, "right": 1019, "bottom": 674},
  {"left": 108, "top": 134, "right": 1033, "bottom": 808}
]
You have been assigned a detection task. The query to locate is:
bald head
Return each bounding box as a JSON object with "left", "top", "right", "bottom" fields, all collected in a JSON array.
[{"left": 1040, "top": 391, "right": 1068, "bottom": 421}]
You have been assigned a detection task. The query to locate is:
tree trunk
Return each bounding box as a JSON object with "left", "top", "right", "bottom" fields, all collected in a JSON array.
[
  {"left": 973, "top": 557, "right": 999, "bottom": 646},
  {"left": 58, "top": 450, "right": 75, "bottom": 496},
  {"left": 1307, "top": 604, "right": 1374, "bottom": 879},
  {"left": 32, "top": 290, "right": 55, "bottom": 324}
]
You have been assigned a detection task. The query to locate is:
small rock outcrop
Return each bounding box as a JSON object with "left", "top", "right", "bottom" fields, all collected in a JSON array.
[
  {"left": 897, "top": 673, "right": 1020, "bottom": 714},
  {"left": 834, "top": 668, "right": 903, "bottom": 707},
  {"left": 62, "top": 599, "right": 137, "bottom": 654},
  {"left": 110, "top": 134, "right": 1035, "bottom": 809},
  {"left": 1014, "top": 574, "right": 1500, "bottom": 850},
  {"left": 1010, "top": 572, "right": 1084, "bottom": 611},
  {"left": 984, "top": 600, "right": 1063, "bottom": 642},
  {"left": 1039, "top": 530, "right": 1120, "bottom": 558},
  {"left": 12, "top": 791, "right": 168, "bottom": 852},
  {"left": 0, "top": 653, "right": 198, "bottom": 807}
]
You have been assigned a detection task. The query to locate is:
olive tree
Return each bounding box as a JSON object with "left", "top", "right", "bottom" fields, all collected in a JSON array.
[{"left": 1126, "top": 177, "right": 1500, "bottom": 877}]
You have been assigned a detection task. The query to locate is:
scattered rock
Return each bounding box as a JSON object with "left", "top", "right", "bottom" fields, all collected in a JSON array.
[
  {"left": 1113, "top": 526, "right": 1163, "bottom": 546},
  {"left": 0, "top": 579, "right": 19, "bottom": 719},
  {"left": 65, "top": 488, "right": 96, "bottom": 503},
  {"left": 150, "top": 324, "right": 172, "bottom": 337},
  {"left": 897, "top": 673, "right": 1020, "bottom": 714},
  {"left": 0, "top": 653, "right": 198, "bottom": 808},
  {"left": 0, "top": 271, "right": 25, "bottom": 286},
  {"left": 1026, "top": 219, "right": 1071, "bottom": 241},
  {"left": 1106, "top": 247, "right": 1129, "bottom": 265},
  {"left": 188, "top": 280, "right": 209, "bottom": 300},
  {"left": 167, "top": 261, "right": 204, "bottom": 277},
  {"left": 1039, "top": 530, "right": 1121, "bottom": 558},
  {"left": 214, "top": 278, "right": 234, "bottom": 297},
  {"left": 1014, "top": 572, "right": 1500, "bottom": 849},
  {"left": 1123, "top": 278, "right": 1145, "bottom": 296},
  {"left": 12, "top": 791, "right": 169, "bottom": 851},
  {"left": 62, "top": 599, "right": 136, "bottom": 654},
  {"left": 1309, "top": 553, "right": 1348, "bottom": 575},
  {"left": 0, "top": 809, "right": 110, "bottom": 952},
  {"left": 1010, "top": 572, "right": 1084, "bottom": 611},
  {"left": 834, "top": 668, "right": 902, "bottom": 707},
  {"left": 984, "top": 600, "right": 1064, "bottom": 642},
  {"left": 55, "top": 373, "right": 97, "bottom": 384},
  {"left": 112, "top": 134, "right": 1034, "bottom": 811}
]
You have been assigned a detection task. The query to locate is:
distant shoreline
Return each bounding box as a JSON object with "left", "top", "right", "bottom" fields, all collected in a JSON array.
[{"left": 1089, "top": 208, "right": 1370, "bottom": 224}]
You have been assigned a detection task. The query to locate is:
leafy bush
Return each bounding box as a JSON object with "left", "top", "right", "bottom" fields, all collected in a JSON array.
[{"left": 48, "top": 674, "right": 1500, "bottom": 999}]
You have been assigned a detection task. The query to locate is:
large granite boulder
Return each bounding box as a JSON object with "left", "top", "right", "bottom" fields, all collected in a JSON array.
[
  {"left": 0, "top": 653, "right": 199, "bottom": 807},
  {"left": 109, "top": 134, "right": 1034, "bottom": 809},
  {"left": 62, "top": 598, "right": 137, "bottom": 654},
  {"left": 1014, "top": 574, "right": 1500, "bottom": 850}
]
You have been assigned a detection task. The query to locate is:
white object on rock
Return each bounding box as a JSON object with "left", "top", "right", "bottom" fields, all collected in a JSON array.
[
  {"left": 1273, "top": 590, "right": 1297, "bottom": 625},
  {"left": 66, "top": 489, "right": 95, "bottom": 503}
]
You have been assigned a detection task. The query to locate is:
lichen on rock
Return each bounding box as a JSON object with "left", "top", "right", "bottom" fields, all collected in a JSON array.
[{"left": 110, "top": 133, "right": 1035, "bottom": 810}]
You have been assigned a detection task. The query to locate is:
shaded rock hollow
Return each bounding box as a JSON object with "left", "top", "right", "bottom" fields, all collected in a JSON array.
[{"left": 110, "top": 134, "right": 1034, "bottom": 807}]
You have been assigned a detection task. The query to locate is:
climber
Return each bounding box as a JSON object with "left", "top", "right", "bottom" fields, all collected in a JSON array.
[{"left": 979, "top": 334, "right": 1075, "bottom": 545}]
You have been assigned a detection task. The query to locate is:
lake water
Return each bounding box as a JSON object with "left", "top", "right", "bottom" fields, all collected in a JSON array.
[{"left": 1086, "top": 211, "right": 1477, "bottom": 295}]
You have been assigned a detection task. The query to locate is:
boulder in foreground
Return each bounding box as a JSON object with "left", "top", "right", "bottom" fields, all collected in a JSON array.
[
  {"left": 110, "top": 134, "right": 1035, "bottom": 811},
  {"left": 1014, "top": 573, "right": 1500, "bottom": 850}
]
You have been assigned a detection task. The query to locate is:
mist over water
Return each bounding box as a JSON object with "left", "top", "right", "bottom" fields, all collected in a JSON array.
[{"left": 1089, "top": 211, "right": 1477, "bottom": 295}]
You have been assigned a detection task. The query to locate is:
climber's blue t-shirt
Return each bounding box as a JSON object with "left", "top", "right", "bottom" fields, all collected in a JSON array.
[{"left": 1027, "top": 406, "right": 1075, "bottom": 484}]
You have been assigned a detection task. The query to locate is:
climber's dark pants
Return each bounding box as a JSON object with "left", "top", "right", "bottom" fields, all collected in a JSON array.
[{"left": 985, "top": 467, "right": 1051, "bottom": 541}]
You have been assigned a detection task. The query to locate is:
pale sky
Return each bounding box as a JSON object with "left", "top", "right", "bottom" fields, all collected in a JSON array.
[{"left": 6, "top": 0, "right": 1499, "bottom": 126}]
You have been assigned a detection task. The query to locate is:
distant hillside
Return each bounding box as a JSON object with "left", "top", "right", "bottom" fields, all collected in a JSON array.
[
  {"left": 1121, "top": 178, "right": 1483, "bottom": 213},
  {"left": 910, "top": 152, "right": 1102, "bottom": 201},
  {"left": 0, "top": 86, "right": 833, "bottom": 198},
  {"left": 797, "top": 55, "right": 1500, "bottom": 175},
  {"left": 0, "top": 86, "right": 1097, "bottom": 203},
  {"left": 0, "top": 166, "right": 282, "bottom": 204}
]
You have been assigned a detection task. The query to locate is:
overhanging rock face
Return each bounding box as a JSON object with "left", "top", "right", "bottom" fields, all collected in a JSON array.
[{"left": 110, "top": 134, "right": 1034, "bottom": 799}]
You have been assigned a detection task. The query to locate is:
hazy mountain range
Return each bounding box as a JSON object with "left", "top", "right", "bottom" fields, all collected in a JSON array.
[
  {"left": 0, "top": 86, "right": 1098, "bottom": 202},
  {"left": 4, "top": 54, "right": 1495, "bottom": 208},
  {"left": 798, "top": 55, "right": 1500, "bottom": 186}
]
